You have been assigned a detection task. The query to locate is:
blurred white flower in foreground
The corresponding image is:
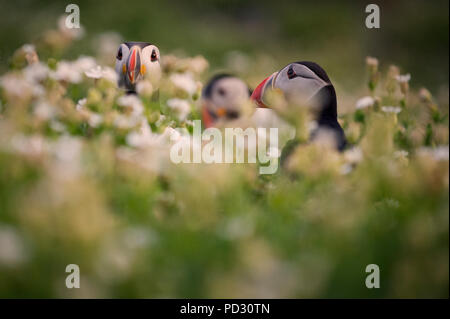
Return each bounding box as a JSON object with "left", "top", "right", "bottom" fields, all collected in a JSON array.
[
  {"left": 0, "top": 73, "right": 36, "bottom": 98},
  {"left": 344, "top": 147, "right": 363, "bottom": 164},
  {"left": 84, "top": 65, "right": 103, "bottom": 79},
  {"left": 187, "top": 56, "right": 209, "bottom": 74},
  {"left": 34, "top": 100, "right": 56, "bottom": 120},
  {"left": 396, "top": 74, "right": 411, "bottom": 83},
  {"left": 51, "top": 61, "right": 82, "bottom": 83},
  {"left": 170, "top": 72, "right": 197, "bottom": 95},
  {"left": 101, "top": 66, "right": 118, "bottom": 83},
  {"left": 355, "top": 96, "right": 375, "bottom": 110},
  {"left": 51, "top": 56, "right": 97, "bottom": 84},
  {"left": 21, "top": 44, "right": 39, "bottom": 64},
  {"left": 418, "top": 146, "right": 449, "bottom": 161},
  {"left": 381, "top": 106, "right": 402, "bottom": 114},
  {"left": 167, "top": 98, "right": 191, "bottom": 121},
  {"left": 84, "top": 65, "right": 118, "bottom": 83},
  {"left": 394, "top": 150, "right": 409, "bottom": 158},
  {"left": 0, "top": 225, "right": 27, "bottom": 267},
  {"left": 126, "top": 119, "right": 160, "bottom": 148},
  {"left": 88, "top": 113, "right": 103, "bottom": 128},
  {"left": 126, "top": 120, "right": 182, "bottom": 149},
  {"left": 76, "top": 98, "right": 87, "bottom": 110},
  {"left": 24, "top": 62, "right": 49, "bottom": 83},
  {"left": 136, "top": 80, "right": 154, "bottom": 97},
  {"left": 10, "top": 134, "right": 47, "bottom": 157},
  {"left": 117, "top": 95, "right": 144, "bottom": 117}
]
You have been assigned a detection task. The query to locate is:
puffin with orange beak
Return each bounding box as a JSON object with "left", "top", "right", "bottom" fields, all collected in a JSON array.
[
  {"left": 115, "top": 42, "right": 161, "bottom": 96},
  {"left": 201, "top": 74, "right": 251, "bottom": 128},
  {"left": 251, "top": 61, "right": 346, "bottom": 151}
]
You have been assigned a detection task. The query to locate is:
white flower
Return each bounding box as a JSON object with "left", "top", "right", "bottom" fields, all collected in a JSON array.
[
  {"left": 34, "top": 101, "right": 56, "bottom": 120},
  {"left": 0, "top": 225, "right": 27, "bottom": 267},
  {"left": 0, "top": 73, "right": 34, "bottom": 97},
  {"left": 88, "top": 113, "right": 103, "bottom": 128},
  {"left": 356, "top": 96, "right": 375, "bottom": 110},
  {"left": 23, "top": 62, "right": 49, "bottom": 83},
  {"left": 418, "top": 146, "right": 449, "bottom": 161},
  {"left": 366, "top": 56, "right": 379, "bottom": 68},
  {"left": 187, "top": 56, "right": 209, "bottom": 74},
  {"left": 51, "top": 61, "right": 82, "bottom": 83},
  {"left": 160, "top": 126, "right": 182, "bottom": 142},
  {"left": 84, "top": 65, "right": 103, "bottom": 79},
  {"left": 126, "top": 120, "right": 183, "bottom": 148},
  {"left": 381, "top": 106, "right": 402, "bottom": 114},
  {"left": 396, "top": 73, "right": 411, "bottom": 83},
  {"left": 49, "top": 135, "right": 83, "bottom": 180},
  {"left": 155, "top": 114, "right": 166, "bottom": 127},
  {"left": 340, "top": 163, "right": 354, "bottom": 175},
  {"left": 394, "top": 150, "right": 409, "bottom": 158},
  {"left": 166, "top": 98, "right": 191, "bottom": 121},
  {"left": 84, "top": 65, "right": 118, "bottom": 83},
  {"left": 20, "top": 44, "right": 39, "bottom": 64},
  {"left": 10, "top": 134, "right": 47, "bottom": 156},
  {"left": 126, "top": 119, "right": 156, "bottom": 148},
  {"left": 113, "top": 114, "right": 142, "bottom": 129},
  {"left": 117, "top": 95, "right": 144, "bottom": 117},
  {"left": 52, "top": 135, "right": 82, "bottom": 163},
  {"left": 344, "top": 147, "right": 363, "bottom": 164},
  {"left": 76, "top": 98, "right": 87, "bottom": 110},
  {"left": 21, "top": 44, "right": 36, "bottom": 55},
  {"left": 50, "top": 120, "right": 67, "bottom": 133},
  {"left": 101, "top": 66, "right": 118, "bottom": 83},
  {"left": 170, "top": 72, "right": 197, "bottom": 95},
  {"left": 136, "top": 80, "right": 154, "bottom": 96},
  {"left": 73, "top": 56, "right": 97, "bottom": 73}
]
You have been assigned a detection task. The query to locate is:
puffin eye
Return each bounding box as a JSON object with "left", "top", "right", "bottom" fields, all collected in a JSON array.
[
  {"left": 287, "top": 67, "right": 296, "bottom": 79},
  {"left": 218, "top": 87, "right": 226, "bottom": 96},
  {"left": 116, "top": 47, "right": 123, "bottom": 60},
  {"left": 151, "top": 49, "right": 158, "bottom": 62}
]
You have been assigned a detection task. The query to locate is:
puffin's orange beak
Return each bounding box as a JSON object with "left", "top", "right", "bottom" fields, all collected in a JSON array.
[
  {"left": 250, "top": 72, "right": 277, "bottom": 108},
  {"left": 126, "top": 47, "right": 141, "bottom": 85},
  {"left": 216, "top": 107, "right": 227, "bottom": 117}
]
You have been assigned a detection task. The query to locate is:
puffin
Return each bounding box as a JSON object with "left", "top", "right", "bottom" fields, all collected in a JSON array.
[
  {"left": 251, "top": 61, "right": 347, "bottom": 151},
  {"left": 115, "top": 41, "right": 161, "bottom": 97},
  {"left": 201, "top": 74, "right": 251, "bottom": 128}
]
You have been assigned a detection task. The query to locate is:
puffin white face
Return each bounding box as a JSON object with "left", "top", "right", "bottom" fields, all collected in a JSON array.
[
  {"left": 208, "top": 77, "right": 250, "bottom": 114},
  {"left": 273, "top": 63, "right": 328, "bottom": 103},
  {"left": 115, "top": 42, "right": 161, "bottom": 92},
  {"left": 252, "top": 62, "right": 329, "bottom": 110}
]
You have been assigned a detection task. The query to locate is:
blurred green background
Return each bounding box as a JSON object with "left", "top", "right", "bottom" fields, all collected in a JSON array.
[{"left": 0, "top": 0, "right": 448, "bottom": 91}]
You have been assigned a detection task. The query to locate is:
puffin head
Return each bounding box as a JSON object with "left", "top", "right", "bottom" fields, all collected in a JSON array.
[
  {"left": 251, "top": 61, "right": 346, "bottom": 150},
  {"left": 201, "top": 74, "right": 251, "bottom": 128},
  {"left": 115, "top": 42, "right": 161, "bottom": 94}
]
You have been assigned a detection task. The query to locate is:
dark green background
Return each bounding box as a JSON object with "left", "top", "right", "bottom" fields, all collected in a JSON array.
[{"left": 0, "top": 0, "right": 448, "bottom": 91}]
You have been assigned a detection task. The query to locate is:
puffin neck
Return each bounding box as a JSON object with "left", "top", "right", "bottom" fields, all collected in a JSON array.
[{"left": 316, "top": 84, "right": 338, "bottom": 126}]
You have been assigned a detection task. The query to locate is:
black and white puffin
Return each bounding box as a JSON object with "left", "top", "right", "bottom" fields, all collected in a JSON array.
[
  {"left": 251, "top": 61, "right": 346, "bottom": 150},
  {"left": 115, "top": 41, "right": 161, "bottom": 95},
  {"left": 201, "top": 74, "right": 251, "bottom": 128}
]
